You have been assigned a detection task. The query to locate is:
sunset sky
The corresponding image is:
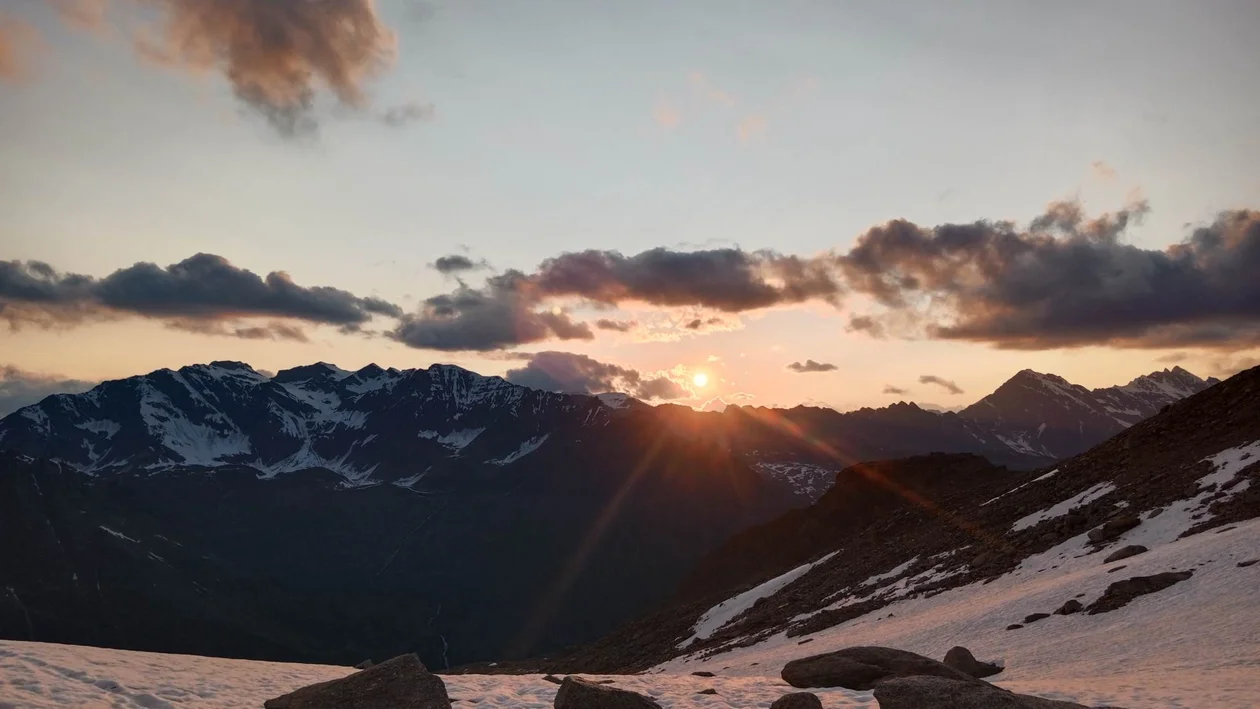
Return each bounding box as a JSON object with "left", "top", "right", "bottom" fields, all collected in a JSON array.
[{"left": 2, "top": 0, "right": 1259, "bottom": 414}]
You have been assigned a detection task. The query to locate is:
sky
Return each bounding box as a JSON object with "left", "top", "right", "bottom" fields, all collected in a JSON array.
[{"left": 2, "top": 0, "right": 1259, "bottom": 415}]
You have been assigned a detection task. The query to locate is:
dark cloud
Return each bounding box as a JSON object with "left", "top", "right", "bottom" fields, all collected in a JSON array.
[
  {"left": 388, "top": 272, "right": 593, "bottom": 351},
  {"left": 132, "top": 0, "right": 398, "bottom": 137},
  {"left": 432, "top": 255, "right": 489, "bottom": 274},
  {"left": 846, "top": 315, "right": 885, "bottom": 338},
  {"left": 0, "top": 254, "right": 401, "bottom": 333},
  {"left": 381, "top": 101, "right": 435, "bottom": 128},
  {"left": 504, "top": 351, "right": 687, "bottom": 401},
  {"left": 918, "top": 375, "right": 963, "bottom": 395},
  {"left": 787, "top": 359, "right": 838, "bottom": 373},
  {"left": 167, "top": 319, "right": 310, "bottom": 342},
  {"left": 882, "top": 385, "right": 909, "bottom": 395},
  {"left": 533, "top": 247, "right": 842, "bottom": 312},
  {"left": 685, "top": 317, "right": 725, "bottom": 330},
  {"left": 594, "top": 318, "right": 637, "bottom": 332},
  {"left": 840, "top": 201, "right": 1260, "bottom": 350},
  {"left": 0, "top": 365, "right": 97, "bottom": 417}
]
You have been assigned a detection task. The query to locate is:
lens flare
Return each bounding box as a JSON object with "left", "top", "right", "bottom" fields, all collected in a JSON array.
[{"left": 693, "top": 372, "right": 708, "bottom": 387}]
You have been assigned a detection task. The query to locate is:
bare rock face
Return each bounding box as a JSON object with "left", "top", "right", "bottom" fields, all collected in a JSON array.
[
  {"left": 264, "top": 654, "right": 451, "bottom": 709},
  {"left": 1086, "top": 571, "right": 1194, "bottom": 614},
  {"left": 873, "top": 675, "right": 1117, "bottom": 708},
  {"left": 770, "top": 692, "right": 824, "bottom": 709},
  {"left": 781, "top": 646, "right": 977, "bottom": 690},
  {"left": 553, "top": 676, "right": 663, "bottom": 709},
  {"left": 943, "top": 646, "right": 1004, "bottom": 678}
]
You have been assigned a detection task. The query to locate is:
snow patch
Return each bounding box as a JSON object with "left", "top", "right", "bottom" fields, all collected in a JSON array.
[
  {"left": 1010, "top": 482, "right": 1116, "bottom": 532},
  {"left": 489, "top": 435, "right": 549, "bottom": 465}
]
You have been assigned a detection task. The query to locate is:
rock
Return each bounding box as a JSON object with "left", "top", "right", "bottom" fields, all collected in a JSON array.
[
  {"left": 1023, "top": 613, "right": 1051, "bottom": 623},
  {"left": 1054, "top": 599, "right": 1083, "bottom": 615},
  {"left": 355, "top": 659, "right": 375, "bottom": 670},
  {"left": 690, "top": 671, "right": 715, "bottom": 677},
  {"left": 542, "top": 675, "right": 563, "bottom": 685},
  {"left": 1238, "top": 559, "right": 1259, "bottom": 568},
  {"left": 971, "top": 552, "right": 994, "bottom": 567},
  {"left": 697, "top": 688, "right": 717, "bottom": 695},
  {"left": 1107, "top": 565, "right": 1127, "bottom": 573},
  {"left": 1006, "top": 624, "right": 1024, "bottom": 630},
  {"left": 1087, "top": 516, "right": 1141, "bottom": 544},
  {"left": 942, "top": 646, "right": 1003, "bottom": 678},
  {"left": 873, "top": 675, "right": 1096, "bottom": 708},
  {"left": 554, "top": 676, "right": 663, "bottom": 709},
  {"left": 780, "top": 646, "right": 977, "bottom": 690},
  {"left": 264, "top": 654, "right": 451, "bottom": 709},
  {"left": 770, "top": 692, "right": 824, "bottom": 709},
  {"left": 797, "top": 638, "right": 815, "bottom": 645},
  {"left": 1104, "top": 545, "right": 1148, "bottom": 563},
  {"left": 1148, "top": 508, "right": 1164, "bottom": 518},
  {"left": 1087, "top": 571, "right": 1194, "bottom": 614}
]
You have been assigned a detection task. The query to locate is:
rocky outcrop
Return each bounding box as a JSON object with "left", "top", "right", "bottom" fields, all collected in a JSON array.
[
  {"left": 1086, "top": 571, "right": 1194, "bottom": 614},
  {"left": 872, "top": 675, "right": 1117, "bottom": 708},
  {"left": 553, "top": 676, "right": 663, "bottom": 709},
  {"left": 264, "top": 654, "right": 450, "bottom": 709},
  {"left": 1103, "top": 545, "right": 1148, "bottom": 563},
  {"left": 1054, "top": 600, "right": 1084, "bottom": 615},
  {"left": 781, "top": 646, "right": 977, "bottom": 690},
  {"left": 770, "top": 692, "right": 824, "bottom": 709},
  {"left": 1088, "top": 516, "right": 1142, "bottom": 544},
  {"left": 943, "top": 646, "right": 1003, "bottom": 678}
]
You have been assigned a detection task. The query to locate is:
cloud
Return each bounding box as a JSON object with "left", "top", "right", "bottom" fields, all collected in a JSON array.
[
  {"left": 652, "top": 97, "right": 681, "bottom": 129},
  {"left": 432, "top": 255, "right": 489, "bottom": 274},
  {"left": 688, "top": 71, "right": 736, "bottom": 107},
  {"left": 0, "top": 12, "right": 40, "bottom": 82},
  {"left": 918, "top": 374, "right": 963, "bottom": 395},
  {"left": 839, "top": 200, "right": 1260, "bottom": 350},
  {"left": 1091, "top": 161, "right": 1117, "bottom": 180},
  {"left": 131, "top": 0, "right": 398, "bottom": 137},
  {"left": 167, "top": 319, "right": 309, "bottom": 342},
  {"left": 787, "top": 359, "right": 838, "bottom": 373},
  {"left": 846, "top": 314, "right": 885, "bottom": 338},
  {"left": 49, "top": 0, "right": 110, "bottom": 32},
  {"left": 387, "top": 272, "right": 593, "bottom": 351},
  {"left": 736, "top": 114, "right": 767, "bottom": 143},
  {"left": 0, "top": 254, "right": 401, "bottom": 333},
  {"left": 505, "top": 351, "right": 688, "bottom": 401},
  {"left": 0, "top": 365, "right": 97, "bottom": 417},
  {"left": 882, "top": 385, "right": 909, "bottom": 395},
  {"left": 380, "top": 101, "right": 435, "bottom": 128},
  {"left": 685, "top": 317, "right": 725, "bottom": 330},
  {"left": 594, "top": 318, "right": 636, "bottom": 332}
]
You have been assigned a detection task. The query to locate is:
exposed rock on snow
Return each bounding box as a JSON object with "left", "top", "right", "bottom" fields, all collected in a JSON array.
[
  {"left": 943, "top": 646, "right": 1004, "bottom": 679},
  {"left": 263, "top": 654, "right": 450, "bottom": 709},
  {"left": 1085, "top": 571, "right": 1194, "bottom": 615},
  {"left": 769, "top": 692, "right": 823, "bottom": 709},
  {"left": 1103, "top": 545, "right": 1148, "bottom": 563},
  {"left": 780, "top": 646, "right": 978, "bottom": 690},
  {"left": 1087, "top": 516, "right": 1142, "bottom": 544},
  {"left": 554, "top": 676, "right": 663, "bottom": 709},
  {"left": 871, "top": 675, "right": 1103, "bottom": 709}
]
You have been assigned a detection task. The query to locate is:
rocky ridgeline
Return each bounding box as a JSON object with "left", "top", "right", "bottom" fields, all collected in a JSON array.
[{"left": 269, "top": 646, "right": 1126, "bottom": 708}]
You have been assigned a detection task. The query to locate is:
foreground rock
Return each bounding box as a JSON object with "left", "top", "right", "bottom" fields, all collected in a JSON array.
[
  {"left": 1086, "top": 571, "right": 1194, "bottom": 614},
  {"left": 943, "top": 646, "right": 1003, "bottom": 678},
  {"left": 781, "top": 646, "right": 977, "bottom": 690},
  {"left": 264, "top": 654, "right": 450, "bottom": 709},
  {"left": 873, "top": 676, "right": 1118, "bottom": 708},
  {"left": 1103, "top": 545, "right": 1148, "bottom": 563},
  {"left": 770, "top": 692, "right": 824, "bottom": 709},
  {"left": 554, "top": 676, "right": 663, "bottom": 709}
]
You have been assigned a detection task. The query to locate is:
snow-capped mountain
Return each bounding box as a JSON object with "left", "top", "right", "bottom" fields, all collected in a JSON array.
[{"left": 0, "top": 361, "right": 628, "bottom": 484}]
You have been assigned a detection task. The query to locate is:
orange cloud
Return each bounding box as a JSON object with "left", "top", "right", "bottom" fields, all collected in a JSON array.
[
  {"left": 737, "top": 114, "right": 768, "bottom": 142},
  {"left": 688, "top": 70, "right": 736, "bottom": 107},
  {"left": 0, "top": 12, "right": 42, "bottom": 83},
  {"left": 653, "top": 96, "right": 681, "bottom": 129}
]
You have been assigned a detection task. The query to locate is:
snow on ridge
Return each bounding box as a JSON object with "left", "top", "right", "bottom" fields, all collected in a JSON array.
[
  {"left": 596, "top": 392, "right": 633, "bottom": 409},
  {"left": 489, "top": 435, "right": 550, "bottom": 466},
  {"left": 99, "top": 526, "right": 139, "bottom": 543},
  {"left": 982, "top": 468, "right": 1058, "bottom": 506},
  {"left": 681, "top": 551, "right": 838, "bottom": 648},
  {"left": 1010, "top": 481, "right": 1116, "bottom": 532},
  {"left": 417, "top": 427, "right": 486, "bottom": 450}
]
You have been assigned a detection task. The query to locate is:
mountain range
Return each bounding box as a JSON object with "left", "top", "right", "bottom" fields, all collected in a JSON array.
[{"left": 0, "top": 360, "right": 1220, "bottom": 669}]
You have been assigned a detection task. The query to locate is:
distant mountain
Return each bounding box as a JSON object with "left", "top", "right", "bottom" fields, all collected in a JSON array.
[
  {"left": 0, "top": 361, "right": 1219, "bottom": 668},
  {"left": 555, "top": 364, "right": 1260, "bottom": 673}
]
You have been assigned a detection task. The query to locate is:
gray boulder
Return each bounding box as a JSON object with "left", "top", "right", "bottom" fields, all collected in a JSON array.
[
  {"left": 1103, "top": 545, "right": 1148, "bottom": 563},
  {"left": 943, "top": 646, "right": 1003, "bottom": 678},
  {"left": 1088, "top": 516, "right": 1141, "bottom": 544},
  {"left": 781, "top": 646, "right": 977, "bottom": 690},
  {"left": 1054, "top": 599, "right": 1084, "bottom": 616},
  {"left": 873, "top": 675, "right": 1113, "bottom": 708},
  {"left": 770, "top": 692, "right": 824, "bottom": 709},
  {"left": 554, "top": 676, "right": 663, "bottom": 709},
  {"left": 264, "top": 654, "right": 450, "bottom": 709}
]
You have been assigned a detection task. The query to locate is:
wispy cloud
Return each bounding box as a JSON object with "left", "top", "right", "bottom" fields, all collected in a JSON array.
[
  {"left": 918, "top": 375, "right": 963, "bottom": 395},
  {"left": 787, "top": 359, "right": 838, "bottom": 373}
]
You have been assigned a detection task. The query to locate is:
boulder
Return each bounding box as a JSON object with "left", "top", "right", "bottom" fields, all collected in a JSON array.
[
  {"left": 697, "top": 688, "right": 717, "bottom": 695},
  {"left": 1086, "top": 571, "right": 1193, "bottom": 614},
  {"left": 1238, "top": 559, "right": 1259, "bottom": 568},
  {"left": 1023, "top": 613, "right": 1050, "bottom": 623},
  {"left": 1088, "top": 516, "right": 1141, "bottom": 544},
  {"left": 780, "top": 646, "right": 977, "bottom": 690},
  {"left": 942, "top": 646, "right": 1003, "bottom": 678},
  {"left": 1104, "top": 545, "right": 1148, "bottom": 563},
  {"left": 690, "top": 671, "right": 715, "bottom": 677},
  {"left": 554, "top": 676, "right": 663, "bottom": 709},
  {"left": 542, "top": 675, "right": 563, "bottom": 685},
  {"left": 264, "top": 654, "right": 450, "bottom": 709},
  {"left": 355, "top": 659, "right": 374, "bottom": 670},
  {"left": 872, "top": 675, "right": 1100, "bottom": 708},
  {"left": 770, "top": 692, "right": 824, "bottom": 709},
  {"left": 1005, "top": 624, "right": 1024, "bottom": 630},
  {"left": 1054, "top": 600, "right": 1083, "bottom": 616}
]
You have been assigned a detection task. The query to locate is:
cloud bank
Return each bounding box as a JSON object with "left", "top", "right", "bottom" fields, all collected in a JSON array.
[
  {"left": 0, "top": 366, "right": 97, "bottom": 417},
  {"left": 504, "top": 351, "right": 688, "bottom": 401}
]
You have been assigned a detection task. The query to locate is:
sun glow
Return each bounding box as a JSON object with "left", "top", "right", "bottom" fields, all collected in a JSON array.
[{"left": 693, "top": 372, "right": 708, "bottom": 388}]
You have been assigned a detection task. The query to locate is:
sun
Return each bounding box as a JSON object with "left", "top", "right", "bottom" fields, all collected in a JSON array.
[{"left": 693, "top": 372, "right": 709, "bottom": 388}]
